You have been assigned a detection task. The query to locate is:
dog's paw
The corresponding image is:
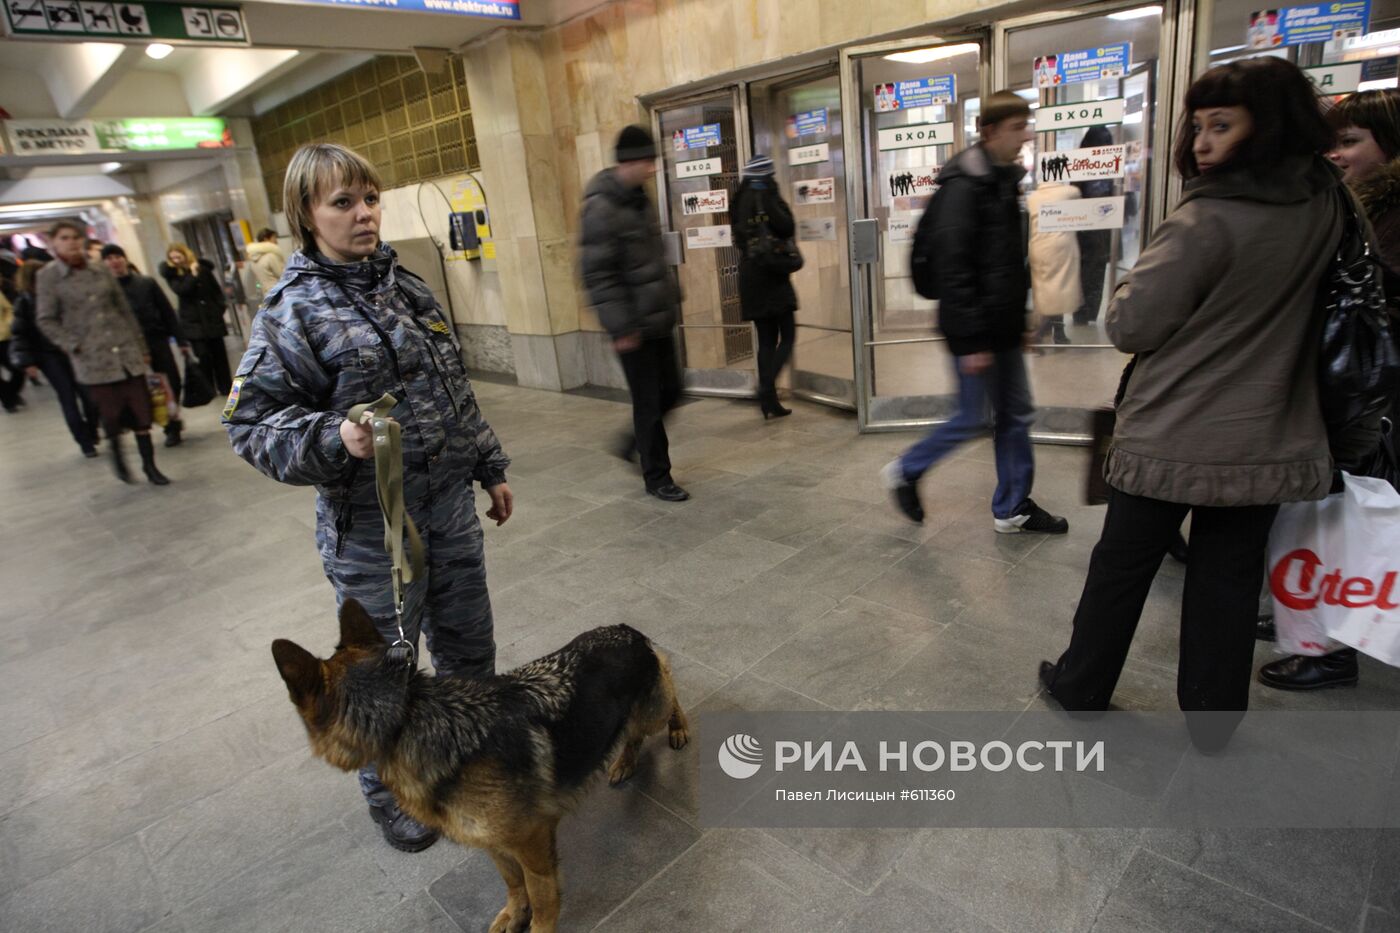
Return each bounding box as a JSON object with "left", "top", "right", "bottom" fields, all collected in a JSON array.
[
  {"left": 669, "top": 725, "right": 690, "bottom": 750},
  {"left": 489, "top": 902, "right": 531, "bottom": 933},
  {"left": 608, "top": 756, "right": 636, "bottom": 786}
]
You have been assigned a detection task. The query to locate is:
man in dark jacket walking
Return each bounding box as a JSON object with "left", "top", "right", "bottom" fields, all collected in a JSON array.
[
  {"left": 882, "top": 92, "right": 1067, "bottom": 534},
  {"left": 579, "top": 125, "right": 689, "bottom": 502},
  {"left": 103, "top": 244, "right": 190, "bottom": 446}
]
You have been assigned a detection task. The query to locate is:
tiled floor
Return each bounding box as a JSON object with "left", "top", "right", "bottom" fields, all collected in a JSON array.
[{"left": 1, "top": 373, "right": 1398, "bottom": 932}]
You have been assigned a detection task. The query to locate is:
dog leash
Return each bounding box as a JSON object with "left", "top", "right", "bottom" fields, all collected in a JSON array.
[{"left": 347, "top": 392, "right": 424, "bottom": 668}]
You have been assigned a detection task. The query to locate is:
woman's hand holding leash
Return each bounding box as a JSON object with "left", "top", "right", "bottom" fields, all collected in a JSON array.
[{"left": 341, "top": 415, "right": 376, "bottom": 459}]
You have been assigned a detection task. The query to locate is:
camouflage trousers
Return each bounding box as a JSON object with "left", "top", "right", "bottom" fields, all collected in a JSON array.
[{"left": 316, "top": 484, "right": 496, "bottom": 680}]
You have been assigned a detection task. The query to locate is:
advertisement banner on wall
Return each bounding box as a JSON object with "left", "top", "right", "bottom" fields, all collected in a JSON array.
[
  {"left": 874, "top": 75, "right": 957, "bottom": 112},
  {"left": 1037, "top": 146, "right": 1126, "bottom": 184},
  {"left": 1033, "top": 43, "right": 1130, "bottom": 88},
  {"left": 3, "top": 117, "right": 232, "bottom": 155},
  {"left": 789, "top": 143, "right": 830, "bottom": 166},
  {"left": 887, "top": 216, "right": 915, "bottom": 244},
  {"left": 886, "top": 166, "right": 939, "bottom": 199},
  {"left": 797, "top": 217, "right": 837, "bottom": 241},
  {"left": 685, "top": 225, "right": 733, "bottom": 250},
  {"left": 788, "top": 109, "right": 829, "bottom": 138},
  {"left": 1038, "top": 195, "right": 1126, "bottom": 232},
  {"left": 1247, "top": 1, "right": 1370, "bottom": 48},
  {"left": 676, "top": 157, "right": 721, "bottom": 180},
  {"left": 682, "top": 189, "right": 729, "bottom": 215},
  {"left": 1035, "top": 99, "right": 1126, "bottom": 132},
  {"left": 877, "top": 122, "right": 956, "bottom": 151},
  {"left": 672, "top": 124, "right": 723, "bottom": 151},
  {"left": 794, "top": 177, "right": 836, "bottom": 205}
]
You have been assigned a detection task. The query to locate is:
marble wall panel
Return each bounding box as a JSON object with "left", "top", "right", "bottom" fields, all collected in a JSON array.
[
  {"left": 540, "top": 236, "right": 581, "bottom": 334},
  {"left": 523, "top": 133, "right": 567, "bottom": 243},
  {"left": 510, "top": 35, "right": 555, "bottom": 139},
  {"left": 457, "top": 323, "right": 516, "bottom": 376},
  {"left": 512, "top": 234, "right": 553, "bottom": 335}
]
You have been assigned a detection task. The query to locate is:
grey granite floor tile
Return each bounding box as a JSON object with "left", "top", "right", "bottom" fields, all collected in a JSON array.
[
  {"left": 594, "top": 828, "right": 857, "bottom": 932},
  {"left": 386, "top": 891, "right": 466, "bottom": 932},
  {"left": 768, "top": 525, "right": 919, "bottom": 600},
  {"left": 898, "top": 828, "right": 1142, "bottom": 933},
  {"left": 753, "top": 596, "right": 944, "bottom": 709},
  {"left": 860, "top": 621, "right": 1056, "bottom": 712},
  {"left": 1141, "top": 829, "right": 1377, "bottom": 931},
  {"left": 646, "top": 530, "right": 799, "bottom": 606},
  {"left": 762, "top": 826, "right": 927, "bottom": 895},
  {"left": 1366, "top": 907, "right": 1400, "bottom": 932},
  {"left": 0, "top": 836, "right": 166, "bottom": 933},
  {"left": 1092, "top": 849, "right": 1331, "bottom": 933},
  {"left": 855, "top": 543, "right": 1013, "bottom": 624},
  {"left": 832, "top": 873, "right": 1006, "bottom": 932}
]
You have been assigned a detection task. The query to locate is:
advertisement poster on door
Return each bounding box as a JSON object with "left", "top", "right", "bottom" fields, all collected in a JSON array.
[
  {"left": 787, "top": 109, "right": 829, "bottom": 138},
  {"left": 873, "top": 75, "right": 957, "bottom": 113},
  {"left": 1037, "top": 196, "right": 1126, "bottom": 232},
  {"left": 794, "top": 177, "right": 836, "bottom": 205},
  {"left": 887, "top": 216, "right": 915, "bottom": 244},
  {"left": 886, "top": 166, "right": 939, "bottom": 199},
  {"left": 672, "top": 123, "right": 723, "bottom": 151},
  {"left": 1247, "top": 1, "right": 1369, "bottom": 48},
  {"left": 682, "top": 190, "right": 729, "bottom": 215},
  {"left": 1037, "top": 146, "right": 1126, "bottom": 184},
  {"left": 685, "top": 225, "right": 733, "bottom": 249},
  {"left": 1033, "top": 43, "right": 1130, "bottom": 88}
]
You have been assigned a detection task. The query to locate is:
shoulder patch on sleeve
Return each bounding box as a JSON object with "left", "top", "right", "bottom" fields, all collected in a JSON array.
[{"left": 222, "top": 377, "right": 246, "bottom": 419}]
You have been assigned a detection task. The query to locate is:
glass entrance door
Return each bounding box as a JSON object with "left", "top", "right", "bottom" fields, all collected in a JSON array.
[
  {"left": 842, "top": 37, "right": 988, "bottom": 429},
  {"left": 747, "top": 67, "right": 856, "bottom": 409},
  {"left": 653, "top": 91, "right": 751, "bottom": 395}
]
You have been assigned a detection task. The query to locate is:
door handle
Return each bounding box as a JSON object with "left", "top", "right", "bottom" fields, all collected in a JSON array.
[{"left": 851, "top": 219, "right": 879, "bottom": 264}]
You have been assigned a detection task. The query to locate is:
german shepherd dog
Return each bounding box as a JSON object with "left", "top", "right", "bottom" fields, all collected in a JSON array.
[{"left": 271, "top": 599, "right": 690, "bottom": 933}]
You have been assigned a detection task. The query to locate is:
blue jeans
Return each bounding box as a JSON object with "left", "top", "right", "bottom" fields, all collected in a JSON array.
[{"left": 898, "top": 347, "right": 1036, "bottom": 520}]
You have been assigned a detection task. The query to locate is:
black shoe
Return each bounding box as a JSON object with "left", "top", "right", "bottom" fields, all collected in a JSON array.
[
  {"left": 163, "top": 420, "right": 183, "bottom": 448},
  {"left": 995, "top": 498, "right": 1068, "bottom": 535},
  {"left": 1052, "top": 323, "right": 1071, "bottom": 345},
  {"left": 1167, "top": 533, "right": 1189, "bottom": 564},
  {"left": 760, "top": 390, "right": 791, "bottom": 420},
  {"left": 110, "top": 437, "right": 133, "bottom": 484},
  {"left": 880, "top": 460, "right": 924, "bottom": 524},
  {"left": 368, "top": 802, "right": 440, "bottom": 853},
  {"left": 646, "top": 483, "right": 690, "bottom": 502},
  {"left": 1256, "top": 615, "right": 1276, "bottom": 642},
  {"left": 1038, "top": 660, "right": 1057, "bottom": 694},
  {"left": 82, "top": 446, "right": 98, "bottom": 458},
  {"left": 1258, "top": 649, "right": 1359, "bottom": 691}
]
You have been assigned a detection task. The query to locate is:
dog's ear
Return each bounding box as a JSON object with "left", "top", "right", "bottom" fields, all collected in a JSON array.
[
  {"left": 338, "top": 598, "right": 385, "bottom": 649},
  {"left": 271, "top": 639, "right": 322, "bottom": 704}
]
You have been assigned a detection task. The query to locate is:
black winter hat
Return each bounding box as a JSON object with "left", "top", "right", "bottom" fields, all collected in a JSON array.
[
  {"left": 615, "top": 125, "right": 657, "bottom": 163},
  {"left": 99, "top": 243, "right": 127, "bottom": 260}
]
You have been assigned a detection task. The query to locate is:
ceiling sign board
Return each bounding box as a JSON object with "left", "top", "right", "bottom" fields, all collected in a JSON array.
[
  {"left": 3, "top": 117, "right": 233, "bottom": 155},
  {"left": 2, "top": 0, "right": 247, "bottom": 42},
  {"left": 284, "top": 0, "right": 519, "bottom": 17},
  {"left": 1036, "top": 99, "right": 1126, "bottom": 132},
  {"left": 877, "top": 122, "right": 956, "bottom": 151}
]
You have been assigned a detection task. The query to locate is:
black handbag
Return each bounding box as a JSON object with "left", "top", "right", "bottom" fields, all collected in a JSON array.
[
  {"left": 1358, "top": 417, "right": 1399, "bottom": 491},
  {"left": 1318, "top": 187, "right": 1400, "bottom": 438},
  {"left": 744, "top": 210, "right": 804, "bottom": 276},
  {"left": 182, "top": 358, "right": 217, "bottom": 408}
]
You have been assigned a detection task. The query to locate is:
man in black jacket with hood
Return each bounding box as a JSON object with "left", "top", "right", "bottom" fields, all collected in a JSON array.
[
  {"left": 102, "top": 244, "right": 190, "bottom": 446},
  {"left": 579, "top": 125, "right": 689, "bottom": 502},
  {"left": 882, "top": 91, "right": 1068, "bottom": 535}
]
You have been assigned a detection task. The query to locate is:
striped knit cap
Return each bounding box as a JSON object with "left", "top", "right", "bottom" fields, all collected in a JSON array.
[{"left": 742, "top": 154, "right": 775, "bottom": 178}]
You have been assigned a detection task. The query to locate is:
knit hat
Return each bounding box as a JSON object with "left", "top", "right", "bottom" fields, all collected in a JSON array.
[
  {"left": 742, "top": 154, "right": 775, "bottom": 179},
  {"left": 99, "top": 243, "right": 127, "bottom": 260},
  {"left": 615, "top": 125, "right": 658, "bottom": 163}
]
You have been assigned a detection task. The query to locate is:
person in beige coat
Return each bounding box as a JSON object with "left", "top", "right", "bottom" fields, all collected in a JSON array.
[
  {"left": 1040, "top": 58, "right": 1342, "bottom": 716},
  {"left": 1027, "top": 182, "right": 1082, "bottom": 345},
  {"left": 245, "top": 228, "right": 286, "bottom": 303}
]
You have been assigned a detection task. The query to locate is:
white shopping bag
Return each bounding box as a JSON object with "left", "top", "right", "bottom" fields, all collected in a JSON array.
[{"left": 1268, "top": 473, "right": 1400, "bottom": 664}]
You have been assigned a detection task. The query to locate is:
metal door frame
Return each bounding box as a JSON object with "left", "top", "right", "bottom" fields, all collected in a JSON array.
[{"left": 839, "top": 31, "right": 993, "bottom": 433}]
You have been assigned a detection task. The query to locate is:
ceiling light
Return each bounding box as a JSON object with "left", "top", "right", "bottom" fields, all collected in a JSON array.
[
  {"left": 99, "top": 162, "right": 122, "bottom": 173},
  {"left": 146, "top": 43, "right": 174, "bottom": 60},
  {"left": 883, "top": 43, "right": 980, "bottom": 64},
  {"left": 1108, "top": 5, "right": 1161, "bottom": 20}
]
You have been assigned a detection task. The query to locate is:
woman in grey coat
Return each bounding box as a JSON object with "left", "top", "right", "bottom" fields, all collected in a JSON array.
[{"left": 1040, "top": 58, "right": 1343, "bottom": 714}]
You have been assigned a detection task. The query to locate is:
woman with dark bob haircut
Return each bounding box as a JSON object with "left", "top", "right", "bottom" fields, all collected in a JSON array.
[{"left": 1040, "top": 57, "right": 1346, "bottom": 715}]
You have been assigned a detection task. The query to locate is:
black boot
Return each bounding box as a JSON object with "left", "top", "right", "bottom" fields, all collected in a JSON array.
[
  {"left": 164, "top": 418, "right": 183, "bottom": 448},
  {"left": 135, "top": 434, "right": 170, "bottom": 486},
  {"left": 110, "top": 434, "right": 133, "bottom": 483},
  {"left": 760, "top": 388, "right": 791, "bottom": 420},
  {"left": 1258, "top": 648, "right": 1358, "bottom": 690},
  {"left": 1052, "top": 321, "right": 1071, "bottom": 345}
]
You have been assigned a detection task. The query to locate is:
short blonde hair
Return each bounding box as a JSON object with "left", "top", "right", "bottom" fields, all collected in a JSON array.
[{"left": 282, "top": 143, "right": 383, "bottom": 252}]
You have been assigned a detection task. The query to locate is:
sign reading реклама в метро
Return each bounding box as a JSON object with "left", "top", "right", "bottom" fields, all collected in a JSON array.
[
  {"left": 287, "top": 0, "right": 519, "bottom": 18},
  {"left": 699, "top": 711, "right": 1400, "bottom": 828}
]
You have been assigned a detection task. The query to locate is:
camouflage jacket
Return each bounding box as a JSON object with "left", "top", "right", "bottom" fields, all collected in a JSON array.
[{"left": 224, "top": 245, "right": 509, "bottom": 509}]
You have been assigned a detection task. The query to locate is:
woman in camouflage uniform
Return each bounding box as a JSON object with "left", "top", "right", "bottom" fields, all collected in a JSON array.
[{"left": 225, "top": 143, "right": 513, "bottom": 854}]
